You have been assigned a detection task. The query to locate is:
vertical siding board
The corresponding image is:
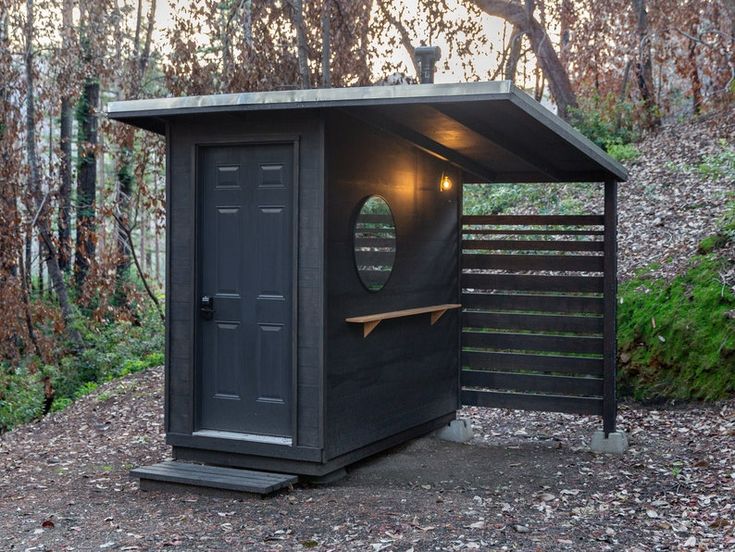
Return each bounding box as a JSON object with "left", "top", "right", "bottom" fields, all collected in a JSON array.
[
  {"left": 603, "top": 180, "right": 618, "bottom": 435},
  {"left": 166, "top": 112, "right": 324, "bottom": 452},
  {"left": 324, "top": 110, "right": 460, "bottom": 460},
  {"left": 164, "top": 123, "right": 172, "bottom": 434}
]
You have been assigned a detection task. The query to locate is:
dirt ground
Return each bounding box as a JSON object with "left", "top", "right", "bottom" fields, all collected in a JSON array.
[{"left": 1, "top": 367, "right": 734, "bottom": 551}]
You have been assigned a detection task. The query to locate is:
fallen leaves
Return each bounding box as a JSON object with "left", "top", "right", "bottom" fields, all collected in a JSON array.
[{"left": 0, "top": 367, "right": 734, "bottom": 550}]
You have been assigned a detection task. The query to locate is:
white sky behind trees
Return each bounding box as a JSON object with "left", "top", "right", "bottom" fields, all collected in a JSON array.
[{"left": 149, "top": 0, "right": 538, "bottom": 88}]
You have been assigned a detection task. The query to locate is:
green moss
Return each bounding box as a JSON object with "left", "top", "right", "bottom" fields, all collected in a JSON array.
[
  {"left": 618, "top": 255, "right": 735, "bottom": 400},
  {"left": 607, "top": 143, "right": 640, "bottom": 163}
]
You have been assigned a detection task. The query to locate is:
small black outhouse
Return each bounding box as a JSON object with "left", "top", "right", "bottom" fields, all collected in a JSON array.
[{"left": 109, "top": 82, "right": 627, "bottom": 488}]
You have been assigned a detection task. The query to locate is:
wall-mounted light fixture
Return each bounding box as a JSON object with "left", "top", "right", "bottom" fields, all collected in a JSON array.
[{"left": 439, "top": 173, "right": 453, "bottom": 192}]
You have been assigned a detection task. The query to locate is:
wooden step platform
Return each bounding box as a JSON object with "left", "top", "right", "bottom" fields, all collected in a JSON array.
[{"left": 131, "top": 461, "right": 298, "bottom": 496}]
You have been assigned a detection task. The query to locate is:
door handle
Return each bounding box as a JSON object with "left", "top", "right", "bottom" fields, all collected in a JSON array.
[{"left": 200, "top": 296, "right": 215, "bottom": 320}]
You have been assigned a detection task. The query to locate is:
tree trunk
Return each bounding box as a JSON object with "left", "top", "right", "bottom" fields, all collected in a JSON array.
[
  {"left": 220, "top": 2, "right": 231, "bottom": 91},
  {"left": 293, "top": 0, "right": 311, "bottom": 88},
  {"left": 321, "top": 0, "right": 331, "bottom": 87},
  {"left": 724, "top": 0, "right": 735, "bottom": 94},
  {"left": 469, "top": 0, "right": 578, "bottom": 118},
  {"left": 114, "top": 0, "right": 155, "bottom": 306},
  {"left": 114, "top": 150, "right": 133, "bottom": 303},
  {"left": 37, "top": 234, "right": 44, "bottom": 294},
  {"left": 58, "top": 0, "right": 74, "bottom": 272},
  {"left": 559, "top": 0, "right": 572, "bottom": 70},
  {"left": 242, "top": 0, "right": 253, "bottom": 49},
  {"left": 504, "top": 25, "right": 523, "bottom": 82},
  {"left": 154, "top": 224, "right": 160, "bottom": 287},
  {"left": 687, "top": 14, "right": 702, "bottom": 114},
  {"left": 24, "top": 231, "right": 31, "bottom": 289},
  {"left": 73, "top": 77, "right": 99, "bottom": 295},
  {"left": 632, "top": 0, "right": 659, "bottom": 127},
  {"left": 139, "top": 205, "right": 146, "bottom": 273},
  {"left": 25, "top": 0, "right": 82, "bottom": 347}
]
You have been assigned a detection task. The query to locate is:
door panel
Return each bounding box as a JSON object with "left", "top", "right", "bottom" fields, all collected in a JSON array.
[{"left": 198, "top": 144, "right": 294, "bottom": 438}]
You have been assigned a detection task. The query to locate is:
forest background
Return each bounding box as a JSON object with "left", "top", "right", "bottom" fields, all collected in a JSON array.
[{"left": 1, "top": 0, "right": 734, "bottom": 430}]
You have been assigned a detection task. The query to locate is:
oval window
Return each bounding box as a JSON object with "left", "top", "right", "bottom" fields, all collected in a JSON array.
[{"left": 353, "top": 196, "right": 397, "bottom": 292}]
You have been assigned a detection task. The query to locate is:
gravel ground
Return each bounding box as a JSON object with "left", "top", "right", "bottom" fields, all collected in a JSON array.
[{"left": 1, "top": 367, "right": 734, "bottom": 551}]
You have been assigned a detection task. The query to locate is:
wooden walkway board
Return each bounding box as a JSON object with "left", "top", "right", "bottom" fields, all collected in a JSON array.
[{"left": 131, "top": 461, "right": 298, "bottom": 495}]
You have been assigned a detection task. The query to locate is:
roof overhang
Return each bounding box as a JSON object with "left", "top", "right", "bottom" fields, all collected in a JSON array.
[{"left": 107, "top": 81, "right": 628, "bottom": 183}]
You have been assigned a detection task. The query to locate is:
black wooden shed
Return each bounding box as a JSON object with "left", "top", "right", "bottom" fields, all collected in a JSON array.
[{"left": 108, "top": 81, "right": 628, "bottom": 492}]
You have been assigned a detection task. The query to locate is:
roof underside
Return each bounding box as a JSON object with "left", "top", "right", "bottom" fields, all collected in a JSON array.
[{"left": 107, "top": 81, "right": 627, "bottom": 183}]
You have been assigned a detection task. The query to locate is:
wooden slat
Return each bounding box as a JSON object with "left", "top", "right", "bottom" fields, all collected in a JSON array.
[
  {"left": 461, "top": 215, "right": 604, "bottom": 226},
  {"left": 462, "top": 292, "right": 603, "bottom": 314},
  {"left": 462, "top": 228, "right": 605, "bottom": 236},
  {"left": 130, "top": 462, "right": 298, "bottom": 495},
  {"left": 461, "top": 370, "right": 604, "bottom": 396},
  {"left": 462, "top": 311, "right": 603, "bottom": 334},
  {"left": 358, "top": 269, "right": 391, "bottom": 279},
  {"left": 462, "top": 273, "right": 603, "bottom": 293},
  {"left": 463, "top": 331, "right": 603, "bottom": 355},
  {"left": 461, "top": 389, "right": 603, "bottom": 415},
  {"left": 461, "top": 350, "right": 603, "bottom": 376},
  {"left": 463, "top": 254, "right": 604, "bottom": 272},
  {"left": 354, "top": 237, "right": 396, "bottom": 248},
  {"left": 355, "top": 250, "right": 396, "bottom": 265},
  {"left": 356, "top": 214, "right": 395, "bottom": 224},
  {"left": 463, "top": 239, "right": 604, "bottom": 252},
  {"left": 140, "top": 461, "right": 289, "bottom": 483}
]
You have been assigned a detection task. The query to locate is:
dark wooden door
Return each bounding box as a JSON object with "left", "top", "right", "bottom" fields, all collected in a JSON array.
[{"left": 197, "top": 144, "right": 294, "bottom": 439}]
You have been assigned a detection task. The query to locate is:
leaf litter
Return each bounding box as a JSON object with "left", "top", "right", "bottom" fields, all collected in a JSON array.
[{"left": 0, "top": 367, "right": 733, "bottom": 550}]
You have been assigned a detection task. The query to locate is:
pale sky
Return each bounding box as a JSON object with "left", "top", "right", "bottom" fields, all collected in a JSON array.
[{"left": 148, "top": 0, "right": 526, "bottom": 86}]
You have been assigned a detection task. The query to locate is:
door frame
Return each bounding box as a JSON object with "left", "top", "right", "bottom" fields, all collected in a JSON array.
[{"left": 191, "top": 136, "right": 301, "bottom": 443}]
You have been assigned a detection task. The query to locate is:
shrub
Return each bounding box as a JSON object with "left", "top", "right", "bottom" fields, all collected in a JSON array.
[
  {"left": 569, "top": 94, "right": 640, "bottom": 152},
  {"left": 0, "top": 365, "right": 45, "bottom": 432},
  {"left": 462, "top": 182, "right": 597, "bottom": 216},
  {"left": 698, "top": 140, "right": 735, "bottom": 180},
  {"left": 607, "top": 142, "right": 640, "bottom": 163},
  {"left": 0, "top": 302, "right": 164, "bottom": 432}
]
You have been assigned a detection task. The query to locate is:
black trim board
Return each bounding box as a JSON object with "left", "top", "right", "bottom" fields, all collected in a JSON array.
[{"left": 173, "top": 413, "right": 455, "bottom": 477}]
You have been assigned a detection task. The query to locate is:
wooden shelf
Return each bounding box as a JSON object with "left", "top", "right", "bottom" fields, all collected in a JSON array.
[{"left": 346, "top": 303, "right": 462, "bottom": 337}]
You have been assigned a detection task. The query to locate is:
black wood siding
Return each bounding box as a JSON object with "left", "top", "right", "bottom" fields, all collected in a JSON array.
[
  {"left": 166, "top": 111, "right": 324, "bottom": 455},
  {"left": 324, "top": 110, "right": 460, "bottom": 460}
]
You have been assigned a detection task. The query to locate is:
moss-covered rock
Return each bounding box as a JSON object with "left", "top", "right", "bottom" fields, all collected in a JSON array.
[{"left": 618, "top": 255, "right": 735, "bottom": 400}]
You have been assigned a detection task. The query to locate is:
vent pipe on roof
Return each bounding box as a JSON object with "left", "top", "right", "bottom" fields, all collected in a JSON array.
[{"left": 414, "top": 46, "right": 442, "bottom": 84}]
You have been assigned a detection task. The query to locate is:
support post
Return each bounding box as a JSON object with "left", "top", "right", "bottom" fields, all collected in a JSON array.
[{"left": 602, "top": 180, "right": 618, "bottom": 436}]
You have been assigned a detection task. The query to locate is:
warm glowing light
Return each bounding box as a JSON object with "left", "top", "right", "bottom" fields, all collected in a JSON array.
[{"left": 440, "top": 174, "right": 453, "bottom": 192}]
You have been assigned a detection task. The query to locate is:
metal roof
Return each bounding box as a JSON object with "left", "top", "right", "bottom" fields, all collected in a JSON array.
[{"left": 107, "top": 81, "right": 627, "bottom": 183}]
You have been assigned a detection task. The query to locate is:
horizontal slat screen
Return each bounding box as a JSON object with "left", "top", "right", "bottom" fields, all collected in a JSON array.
[
  {"left": 463, "top": 239, "right": 605, "bottom": 252},
  {"left": 461, "top": 273, "right": 604, "bottom": 293},
  {"left": 461, "top": 351, "right": 603, "bottom": 376},
  {"left": 462, "top": 370, "right": 604, "bottom": 396},
  {"left": 355, "top": 214, "right": 395, "bottom": 224},
  {"left": 461, "top": 214, "right": 606, "bottom": 415},
  {"left": 462, "top": 292, "right": 604, "bottom": 314},
  {"left": 462, "top": 228, "right": 605, "bottom": 236},
  {"left": 463, "top": 254, "right": 604, "bottom": 272},
  {"left": 461, "top": 389, "right": 603, "bottom": 415},
  {"left": 463, "top": 311, "right": 604, "bottom": 334}
]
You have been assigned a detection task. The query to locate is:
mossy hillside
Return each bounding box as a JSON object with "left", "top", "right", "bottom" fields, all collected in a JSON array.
[{"left": 618, "top": 254, "right": 735, "bottom": 401}]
